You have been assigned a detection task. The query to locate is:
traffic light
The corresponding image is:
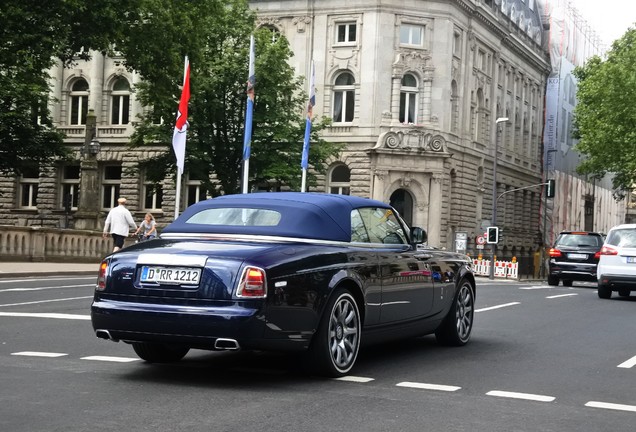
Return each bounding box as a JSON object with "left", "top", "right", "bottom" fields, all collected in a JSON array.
[
  {"left": 546, "top": 179, "right": 556, "bottom": 198},
  {"left": 486, "top": 226, "right": 499, "bottom": 244}
]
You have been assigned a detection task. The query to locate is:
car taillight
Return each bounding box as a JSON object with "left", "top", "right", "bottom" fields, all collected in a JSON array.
[
  {"left": 96, "top": 260, "right": 108, "bottom": 291},
  {"left": 549, "top": 248, "right": 562, "bottom": 258},
  {"left": 600, "top": 245, "right": 618, "bottom": 256},
  {"left": 236, "top": 266, "right": 267, "bottom": 298},
  {"left": 594, "top": 251, "right": 601, "bottom": 259}
]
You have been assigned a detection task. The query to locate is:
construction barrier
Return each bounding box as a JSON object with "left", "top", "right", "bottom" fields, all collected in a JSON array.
[{"left": 472, "top": 259, "right": 519, "bottom": 280}]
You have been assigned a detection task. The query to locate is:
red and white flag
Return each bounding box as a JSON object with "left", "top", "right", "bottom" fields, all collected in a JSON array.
[{"left": 172, "top": 57, "right": 190, "bottom": 175}]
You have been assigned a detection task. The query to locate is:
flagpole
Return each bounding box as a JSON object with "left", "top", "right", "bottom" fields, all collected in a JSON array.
[
  {"left": 300, "top": 60, "right": 315, "bottom": 193},
  {"left": 174, "top": 56, "right": 189, "bottom": 219},
  {"left": 242, "top": 35, "right": 255, "bottom": 194}
]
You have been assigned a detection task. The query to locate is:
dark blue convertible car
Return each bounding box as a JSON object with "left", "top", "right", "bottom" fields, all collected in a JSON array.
[{"left": 91, "top": 192, "right": 475, "bottom": 377}]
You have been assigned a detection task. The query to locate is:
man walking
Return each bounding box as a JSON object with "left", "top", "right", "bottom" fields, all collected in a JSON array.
[{"left": 102, "top": 198, "right": 137, "bottom": 252}]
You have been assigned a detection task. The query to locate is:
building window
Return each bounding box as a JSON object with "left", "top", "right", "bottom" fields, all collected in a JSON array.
[
  {"left": 186, "top": 172, "right": 207, "bottom": 207},
  {"left": 453, "top": 31, "right": 462, "bottom": 57},
  {"left": 336, "top": 22, "right": 357, "bottom": 44},
  {"left": 69, "top": 79, "right": 89, "bottom": 125},
  {"left": 102, "top": 165, "right": 122, "bottom": 209},
  {"left": 328, "top": 164, "right": 350, "bottom": 195},
  {"left": 143, "top": 181, "right": 163, "bottom": 210},
  {"left": 399, "top": 74, "right": 418, "bottom": 124},
  {"left": 19, "top": 166, "right": 39, "bottom": 209},
  {"left": 111, "top": 77, "right": 130, "bottom": 125},
  {"left": 60, "top": 165, "right": 80, "bottom": 210},
  {"left": 332, "top": 72, "right": 355, "bottom": 123},
  {"left": 400, "top": 24, "right": 424, "bottom": 47}
]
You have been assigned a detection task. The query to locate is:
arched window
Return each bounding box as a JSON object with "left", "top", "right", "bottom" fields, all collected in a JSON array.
[
  {"left": 111, "top": 78, "right": 130, "bottom": 125},
  {"left": 69, "top": 79, "right": 89, "bottom": 125},
  {"left": 390, "top": 189, "right": 414, "bottom": 227},
  {"left": 328, "top": 164, "right": 350, "bottom": 195},
  {"left": 332, "top": 72, "right": 355, "bottom": 123},
  {"left": 399, "top": 74, "right": 418, "bottom": 124}
]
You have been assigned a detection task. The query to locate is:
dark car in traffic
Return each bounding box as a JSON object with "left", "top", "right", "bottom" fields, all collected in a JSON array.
[
  {"left": 548, "top": 231, "right": 604, "bottom": 286},
  {"left": 91, "top": 192, "right": 475, "bottom": 377}
]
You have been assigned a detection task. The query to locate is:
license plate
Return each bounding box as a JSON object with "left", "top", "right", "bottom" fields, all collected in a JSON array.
[
  {"left": 568, "top": 253, "right": 587, "bottom": 260},
  {"left": 140, "top": 266, "right": 201, "bottom": 285},
  {"left": 627, "top": 257, "right": 636, "bottom": 263}
]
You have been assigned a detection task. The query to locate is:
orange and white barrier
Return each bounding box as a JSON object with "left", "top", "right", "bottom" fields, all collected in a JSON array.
[{"left": 472, "top": 259, "right": 519, "bottom": 279}]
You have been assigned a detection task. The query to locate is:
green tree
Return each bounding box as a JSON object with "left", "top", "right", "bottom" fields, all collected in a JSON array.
[
  {"left": 573, "top": 28, "right": 636, "bottom": 195},
  {"left": 124, "top": 0, "right": 341, "bottom": 195},
  {"left": 0, "top": 0, "right": 139, "bottom": 175}
]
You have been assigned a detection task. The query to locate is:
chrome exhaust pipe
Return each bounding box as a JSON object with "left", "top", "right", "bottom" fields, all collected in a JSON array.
[
  {"left": 214, "top": 338, "right": 240, "bottom": 350},
  {"left": 95, "top": 329, "right": 119, "bottom": 342}
]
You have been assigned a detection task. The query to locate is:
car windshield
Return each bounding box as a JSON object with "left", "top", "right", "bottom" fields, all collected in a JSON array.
[
  {"left": 185, "top": 208, "right": 282, "bottom": 226},
  {"left": 606, "top": 229, "right": 636, "bottom": 248},
  {"left": 556, "top": 234, "right": 602, "bottom": 247}
]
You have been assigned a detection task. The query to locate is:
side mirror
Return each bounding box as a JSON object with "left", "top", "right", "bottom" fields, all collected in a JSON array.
[{"left": 411, "top": 227, "right": 427, "bottom": 245}]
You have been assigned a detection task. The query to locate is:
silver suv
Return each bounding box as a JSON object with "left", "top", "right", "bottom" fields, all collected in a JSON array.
[{"left": 597, "top": 224, "right": 636, "bottom": 299}]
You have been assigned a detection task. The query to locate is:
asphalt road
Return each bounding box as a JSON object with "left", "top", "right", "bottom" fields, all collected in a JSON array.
[{"left": 0, "top": 276, "right": 634, "bottom": 432}]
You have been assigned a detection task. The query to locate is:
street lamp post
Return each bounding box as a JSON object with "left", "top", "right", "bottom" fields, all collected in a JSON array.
[{"left": 490, "top": 117, "right": 509, "bottom": 279}]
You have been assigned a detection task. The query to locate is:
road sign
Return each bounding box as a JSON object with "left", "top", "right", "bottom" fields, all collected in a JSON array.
[{"left": 476, "top": 235, "right": 485, "bottom": 245}]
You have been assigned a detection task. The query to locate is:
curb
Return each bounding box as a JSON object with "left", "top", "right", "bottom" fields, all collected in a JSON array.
[{"left": 0, "top": 271, "right": 97, "bottom": 279}]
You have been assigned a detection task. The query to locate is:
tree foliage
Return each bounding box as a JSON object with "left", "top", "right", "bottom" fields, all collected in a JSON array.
[
  {"left": 123, "top": 0, "right": 341, "bottom": 195},
  {"left": 0, "top": 0, "right": 139, "bottom": 175},
  {"left": 573, "top": 28, "right": 636, "bottom": 195}
]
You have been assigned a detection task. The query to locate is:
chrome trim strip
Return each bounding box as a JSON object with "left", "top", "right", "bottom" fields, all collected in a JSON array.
[
  {"left": 159, "top": 233, "right": 408, "bottom": 250},
  {"left": 137, "top": 253, "right": 208, "bottom": 267}
]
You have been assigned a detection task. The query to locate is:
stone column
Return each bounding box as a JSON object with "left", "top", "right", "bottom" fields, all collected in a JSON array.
[
  {"left": 74, "top": 109, "right": 101, "bottom": 231},
  {"left": 427, "top": 174, "right": 443, "bottom": 247}
]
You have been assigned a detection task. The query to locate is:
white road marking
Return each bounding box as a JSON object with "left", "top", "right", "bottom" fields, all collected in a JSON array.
[
  {"left": 11, "top": 351, "right": 67, "bottom": 358},
  {"left": 335, "top": 376, "right": 375, "bottom": 383},
  {"left": 617, "top": 355, "right": 636, "bottom": 369},
  {"left": 519, "top": 286, "right": 554, "bottom": 290},
  {"left": 0, "top": 296, "right": 92, "bottom": 308},
  {"left": 475, "top": 302, "right": 520, "bottom": 313},
  {"left": 81, "top": 356, "right": 140, "bottom": 363},
  {"left": 486, "top": 390, "right": 555, "bottom": 402},
  {"left": 0, "top": 276, "right": 95, "bottom": 284},
  {"left": 585, "top": 401, "right": 636, "bottom": 412},
  {"left": 0, "top": 284, "right": 93, "bottom": 293},
  {"left": 546, "top": 293, "right": 578, "bottom": 299},
  {"left": 0, "top": 312, "right": 90, "bottom": 320},
  {"left": 396, "top": 382, "right": 461, "bottom": 392}
]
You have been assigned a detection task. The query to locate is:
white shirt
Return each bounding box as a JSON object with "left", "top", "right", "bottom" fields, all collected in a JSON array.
[{"left": 103, "top": 205, "right": 137, "bottom": 237}]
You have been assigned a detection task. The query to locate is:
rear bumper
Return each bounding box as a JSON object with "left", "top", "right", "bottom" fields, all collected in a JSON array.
[
  {"left": 90, "top": 299, "right": 310, "bottom": 351},
  {"left": 597, "top": 274, "right": 636, "bottom": 288},
  {"left": 549, "top": 262, "right": 597, "bottom": 281}
]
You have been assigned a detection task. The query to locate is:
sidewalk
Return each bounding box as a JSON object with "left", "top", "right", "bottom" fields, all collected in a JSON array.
[{"left": 0, "top": 262, "right": 100, "bottom": 278}]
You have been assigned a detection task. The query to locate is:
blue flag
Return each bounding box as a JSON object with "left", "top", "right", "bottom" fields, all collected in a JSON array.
[
  {"left": 243, "top": 35, "right": 255, "bottom": 161},
  {"left": 301, "top": 60, "right": 315, "bottom": 169}
]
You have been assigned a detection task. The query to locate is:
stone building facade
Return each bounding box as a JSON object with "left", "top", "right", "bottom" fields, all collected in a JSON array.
[{"left": 0, "top": 0, "right": 549, "bottom": 257}]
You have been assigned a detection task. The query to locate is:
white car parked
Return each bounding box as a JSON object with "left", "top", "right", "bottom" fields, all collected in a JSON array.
[{"left": 597, "top": 224, "right": 636, "bottom": 299}]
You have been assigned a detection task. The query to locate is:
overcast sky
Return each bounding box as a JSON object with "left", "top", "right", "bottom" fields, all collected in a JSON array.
[{"left": 570, "top": 0, "right": 636, "bottom": 45}]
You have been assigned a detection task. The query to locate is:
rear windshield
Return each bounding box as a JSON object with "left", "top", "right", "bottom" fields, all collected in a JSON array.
[
  {"left": 185, "top": 208, "right": 281, "bottom": 226},
  {"left": 606, "top": 229, "right": 636, "bottom": 248},
  {"left": 555, "top": 234, "right": 603, "bottom": 247}
]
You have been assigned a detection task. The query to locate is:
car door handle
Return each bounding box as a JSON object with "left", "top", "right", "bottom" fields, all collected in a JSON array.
[{"left": 414, "top": 253, "right": 433, "bottom": 260}]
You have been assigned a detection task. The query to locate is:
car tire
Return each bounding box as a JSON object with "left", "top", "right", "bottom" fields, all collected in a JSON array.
[
  {"left": 435, "top": 279, "right": 475, "bottom": 346},
  {"left": 597, "top": 284, "right": 612, "bottom": 299},
  {"left": 618, "top": 288, "right": 630, "bottom": 297},
  {"left": 562, "top": 280, "right": 573, "bottom": 287},
  {"left": 547, "top": 276, "right": 559, "bottom": 286},
  {"left": 308, "top": 289, "right": 361, "bottom": 377},
  {"left": 132, "top": 342, "right": 190, "bottom": 363}
]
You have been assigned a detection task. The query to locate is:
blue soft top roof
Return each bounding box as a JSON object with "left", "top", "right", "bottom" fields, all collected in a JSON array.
[{"left": 162, "top": 192, "right": 391, "bottom": 242}]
